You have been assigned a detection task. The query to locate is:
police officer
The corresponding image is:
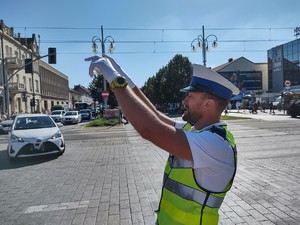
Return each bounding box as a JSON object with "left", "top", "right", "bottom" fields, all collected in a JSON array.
[{"left": 86, "top": 55, "right": 239, "bottom": 225}]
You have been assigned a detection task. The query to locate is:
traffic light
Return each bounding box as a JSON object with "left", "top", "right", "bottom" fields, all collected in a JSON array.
[
  {"left": 30, "top": 98, "right": 36, "bottom": 107},
  {"left": 48, "top": 47, "right": 56, "bottom": 64},
  {"left": 21, "top": 92, "right": 27, "bottom": 102},
  {"left": 25, "top": 59, "right": 33, "bottom": 73}
]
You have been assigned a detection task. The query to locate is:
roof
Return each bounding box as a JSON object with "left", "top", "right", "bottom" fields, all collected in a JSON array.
[
  {"left": 213, "top": 56, "right": 256, "bottom": 71},
  {"left": 16, "top": 114, "right": 48, "bottom": 118}
]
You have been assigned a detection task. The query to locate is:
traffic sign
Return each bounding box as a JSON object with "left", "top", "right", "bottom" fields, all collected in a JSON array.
[
  {"left": 285, "top": 80, "right": 291, "bottom": 87},
  {"left": 101, "top": 90, "right": 109, "bottom": 99}
]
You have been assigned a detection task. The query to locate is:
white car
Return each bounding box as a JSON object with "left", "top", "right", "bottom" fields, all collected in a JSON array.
[
  {"left": 7, "top": 114, "right": 65, "bottom": 160},
  {"left": 61, "top": 111, "right": 82, "bottom": 125},
  {"left": 50, "top": 110, "right": 65, "bottom": 122},
  {"left": 0, "top": 115, "right": 16, "bottom": 133}
]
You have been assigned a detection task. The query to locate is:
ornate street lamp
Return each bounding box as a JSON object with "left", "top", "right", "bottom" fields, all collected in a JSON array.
[
  {"left": 91, "top": 25, "right": 115, "bottom": 110},
  {"left": 191, "top": 25, "right": 218, "bottom": 67}
]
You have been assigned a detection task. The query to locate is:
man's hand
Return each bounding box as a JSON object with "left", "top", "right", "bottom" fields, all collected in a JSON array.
[
  {"left": 103, "top": 54, "right": 136, "bottom": 88},
  {"left": 85, "top": 55, "right": 120, "bottom": 83}
]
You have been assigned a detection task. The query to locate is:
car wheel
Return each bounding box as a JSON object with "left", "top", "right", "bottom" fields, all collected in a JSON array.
[
  {"left": 290, "top": 112, "right": 297, "bottom": 118},
  {"left": 7, "top": 149, "right": 16, "bottom": 161},
  {"left": 58, "top": 143, "right": 65, "bottom": 156}
]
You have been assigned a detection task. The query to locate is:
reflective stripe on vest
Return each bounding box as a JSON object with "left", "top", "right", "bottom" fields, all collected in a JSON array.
[
  {"left": 164, "top": 178, "right": 224, "bottom": 208},
  {"left": 168, "top": 156, "right": 192, "bottom": 167}
]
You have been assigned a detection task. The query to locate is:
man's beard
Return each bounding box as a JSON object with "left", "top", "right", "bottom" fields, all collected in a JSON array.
[{"left": 182, "top": 109, "right": 195, "bottom": 125}]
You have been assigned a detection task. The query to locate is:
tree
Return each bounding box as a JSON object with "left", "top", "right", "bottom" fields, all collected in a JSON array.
[
  {"left": 142, "top": 54, "right": 192, "bottom": 112},
  {"left": 88, "top": 74, "right": 118, "bottom": 109},
  {"left": 88, "top": 74, "right": 103, "bottom": 105},
  {"left": 90, "top": 54, "right": 192, "bottom": 112}
]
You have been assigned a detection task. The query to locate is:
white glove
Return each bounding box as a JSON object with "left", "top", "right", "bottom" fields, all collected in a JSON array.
[
  {"left": 103, "top": 54, "right": 136, "bottom": 88},
  {"left": 85, "top": 56, "right": 120, "bottom": 83}
]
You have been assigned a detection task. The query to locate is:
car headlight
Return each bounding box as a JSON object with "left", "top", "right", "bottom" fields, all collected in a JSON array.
[
  {"left": 52, "top": 131, "right": 62, "bottom": 139},
  {"left": 11, "top": 134, "right": 24, "bottom": 142}
]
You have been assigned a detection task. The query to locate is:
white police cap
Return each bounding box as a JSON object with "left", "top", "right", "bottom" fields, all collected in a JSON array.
[{"left": 181, "top": 64, "right": 240, "bottom": 100}]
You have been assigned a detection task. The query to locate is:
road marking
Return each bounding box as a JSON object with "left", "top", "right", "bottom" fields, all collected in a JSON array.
[{"left": 24, "top": 200, "right": 89, "bottom": 214}]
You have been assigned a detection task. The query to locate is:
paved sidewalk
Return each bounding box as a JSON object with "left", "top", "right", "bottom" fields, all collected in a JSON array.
[
  {"left": 0, "top": 116, "right": 299, "bottom": 225},
  {"left": 224, "top": 109, "right": 293, "bottom": 121},
  {"left": 124, "top": 116, "right": 300, "bottom": 225}
]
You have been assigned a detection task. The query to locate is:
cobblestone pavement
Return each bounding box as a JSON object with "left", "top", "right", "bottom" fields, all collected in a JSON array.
[{"left": 0, "top": 113, "right": 299, "bottom": 225}]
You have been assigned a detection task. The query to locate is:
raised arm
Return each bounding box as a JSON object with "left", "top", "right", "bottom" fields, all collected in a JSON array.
[
  {"left": 103, "top": 54, "right": 175, "bottom": 126},
  {"left": 85, "top": 56, "right": 192, "bottom": 160}
]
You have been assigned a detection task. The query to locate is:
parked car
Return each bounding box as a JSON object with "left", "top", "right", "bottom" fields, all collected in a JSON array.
[
  {"left": 50, "top": 110, "right": 65, "bottom": 122},
  {"left": 7, "top": 114, "right": 65, "bottom": 160},
  {"left": 90, "top": 109, "right": 97, "bottom": 118},
  {"left": 272, "top": 96, "right": 283, "bottom": 110},
  {"left": 79, "top": 109, "right": 92, "bottom": 120},
  {"left": 287, "top": 100, "right": 300, "bottom": 118},
  {"left": 0, "top": 114, "right": 17, "bottom": 133},
  {"left": 61, "top": 111, "right": 82, "bottom": 124}
]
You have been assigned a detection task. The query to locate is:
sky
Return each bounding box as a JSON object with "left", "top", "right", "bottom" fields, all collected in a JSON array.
[{"left": 1, "top": 0, "right": 299, "bottom": 88}]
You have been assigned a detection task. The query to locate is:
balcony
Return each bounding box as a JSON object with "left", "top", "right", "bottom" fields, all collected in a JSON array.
[
  {"left": 8, "top": 82, "right": 25, "bottom": 95},
  {"left": 5, "top": 57, "right": 23, "bottom": 70}
]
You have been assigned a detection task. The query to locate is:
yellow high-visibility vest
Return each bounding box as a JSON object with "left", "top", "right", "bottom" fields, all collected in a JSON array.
[{"left": 156, "top": 124, "right": 237, "bottom": 225}]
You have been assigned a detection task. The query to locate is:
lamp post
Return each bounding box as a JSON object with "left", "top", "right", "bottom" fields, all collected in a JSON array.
[
  {"left": 191, "top": 25, "right": 218, "bottom": 67},
  {"left": 91, "top": 25, "right": 115, "bottom": 111}
]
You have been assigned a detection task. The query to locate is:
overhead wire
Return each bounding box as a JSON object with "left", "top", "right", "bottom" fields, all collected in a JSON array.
[{"left": 12, "top": 26, "right": 295, "bottom": 54}]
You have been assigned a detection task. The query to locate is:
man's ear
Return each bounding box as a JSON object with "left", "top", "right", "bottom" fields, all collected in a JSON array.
[{"left": 204, "top": 98, "right": 213, "bottom": 106}]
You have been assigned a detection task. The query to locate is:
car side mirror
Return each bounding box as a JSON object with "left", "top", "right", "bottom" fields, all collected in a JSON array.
[{"left": 56, "top": 122, "right": 64, "bottom": 127}]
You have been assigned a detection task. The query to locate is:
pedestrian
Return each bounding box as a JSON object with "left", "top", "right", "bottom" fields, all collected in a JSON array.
[
  {"left": 119, "top": 106, "right": 128, "bottom": 125},
  {"left": 252, "top": 102, "right": 258, "bottom": 114},
  {"left": 227, "top": 102, "right": 232, "bottom": 113},
  {"left": 85, "top": 55, "right": 238, "bottom": 225},
  {"left": 224, "top": 108, "right": 229, "bottom": 116},
  {"left": 236, "top": 101, "right": 241, "bottom": 112},
  {"left": 1, "top": 111, "right": 7, "bottom": 121},
  {"left": 269, "top": 101, "right": 275, "bottom": 114}
]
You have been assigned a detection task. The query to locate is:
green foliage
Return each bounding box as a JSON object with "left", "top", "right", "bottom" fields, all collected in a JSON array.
[
  {"left": 85, "top": 118, "right": 120, "bottom": 127},
  {"left": 89, "top": 54, "right": 192, "bottom": 112},
  {"left": 88, "top": 73, "right": 118, "bottom": 108},
  {"left": 141, "top": 54, "right": 192, "bottom": 110},
  {"left": 221, "top": 115, "right": 250, "bottom": 120},
  {"left": 88, "top": 74, "right": 104, "bottom": 102}
]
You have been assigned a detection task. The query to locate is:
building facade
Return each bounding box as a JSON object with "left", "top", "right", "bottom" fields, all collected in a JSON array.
[
  {"left": 39, "top": 60, "right": 69, "bottom": 113},
  {"left": 0, "top": 20, "right": 40, "bottom": 115},
  {"left": 268, "top": 38, "right": 300, "bottom": 92},
  {"left": 214, "top": 57, "right": 268, "bottom": 94},
  {"left": 0, "top": 19, "right": 70, "bottom": 116},
  {"left": 72, "top": 85, "right": 93, "bottom": 107},
  {"left": 69, "top": 89, "right": 82, "bottom": 110}
]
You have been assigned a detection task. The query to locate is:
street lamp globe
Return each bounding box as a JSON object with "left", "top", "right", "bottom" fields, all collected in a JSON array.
[
  {"left": 92, "top": 42, "right": 98, "bottom": 54},
  {"left": 212, "top": 40, "right": 218, "bottom": 48},
  {"left": 108, "top": 42, "right": 115, "bottom": 54},
  {"left": 191, "top": 45, "right": 197, "bottom": 52}
]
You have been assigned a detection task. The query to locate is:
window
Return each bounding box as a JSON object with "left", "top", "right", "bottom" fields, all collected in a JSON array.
[
  {"left": 23, "top": 76, "right": 26, "bottom": 89},
  {"left": 29, "top": 78, "right": 32, "bottom": 91},
  {"left": 35, "top": 80, "right": 39, "bottom": 92}
]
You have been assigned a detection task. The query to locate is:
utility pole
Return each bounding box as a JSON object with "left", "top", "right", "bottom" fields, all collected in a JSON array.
[
  {"left": 191, "top": 25, "right": 218, "bottom": 67},
  {"left": 0, "top": 23, "right": 8, "bottom": 115},
  {"left": 91, "top": 26, "right": 115, "bottom": 111},
  {"left": 30, "top": 53, "right": 35, "bottom": 113}
]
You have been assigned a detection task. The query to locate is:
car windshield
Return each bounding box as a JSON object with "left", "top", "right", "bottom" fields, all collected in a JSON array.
[
  {"left": 65, "top": 112, "right": 77, "bottom": 116},
  {"left": 14, "top": 116, "right": 56, "bottom": 130},
  {"left": 51, "top": 111, "right": 62, "bottom": 115}
]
